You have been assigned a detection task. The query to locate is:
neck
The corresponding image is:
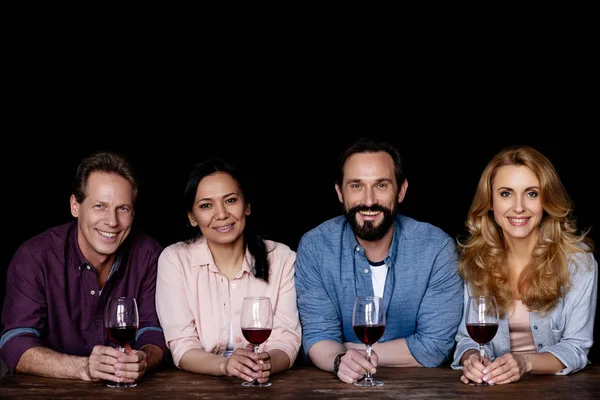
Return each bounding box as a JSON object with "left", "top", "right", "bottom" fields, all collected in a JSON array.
[
  {"left": 356, "top": 226, "right": 394, "bottom": 262},
  {"left": 208, "top": 237, "right": 246, "bottom": 279}
]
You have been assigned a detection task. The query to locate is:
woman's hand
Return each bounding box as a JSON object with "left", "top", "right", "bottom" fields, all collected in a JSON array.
[
  {"left": 480, "top": 353, "right": 529, "bottom": 385},
  {"left": 460, "top": 350, "right": 491, "bottom": 385},
  {"left": 225, "top": 346, "right": 269, "bottom": 383}
]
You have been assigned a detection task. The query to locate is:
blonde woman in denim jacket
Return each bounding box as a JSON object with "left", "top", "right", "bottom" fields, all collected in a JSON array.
[{"left": 452, "top": 146, "right": 597, "bottom": 385}]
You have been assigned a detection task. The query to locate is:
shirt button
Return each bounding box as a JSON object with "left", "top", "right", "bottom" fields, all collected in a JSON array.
[
  {"left": 233, "top": 310, "right": 240, "bottom": 316},
  {"left": 534, "top": 326, "right": 538, "bottom": 330},
  {"left": 90, "top": 290, "right": 96, "bottom": 295},
  {"left": 231, "top": 283, "right": 238, "bottom": 289},
  {"left": 355, "top": 246, "right": 360, "bottom": 252},
  {"left": 86, "top": 265, "right": 91, "bottom": 270},
  {"left": 235, "top": 337, "right": 242, "bottom": 343},
  {"left": 538, "top": 344, "right": 543, "bottom": 348},
  {"left": 364, "top": 269, "right": 369, "bottom": 274}
]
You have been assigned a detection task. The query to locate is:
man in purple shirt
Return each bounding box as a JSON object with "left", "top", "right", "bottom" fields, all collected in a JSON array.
[{"left": 0, "top": 151, "right": 168, "bottom": 384}]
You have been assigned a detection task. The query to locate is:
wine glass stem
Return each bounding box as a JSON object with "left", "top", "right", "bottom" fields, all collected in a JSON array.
[
  {"left": 365, "top": 345, "right": 373, "bottom": 381},
  {"left": 479, "top": 345, "right": 485, "bottom": 364}
]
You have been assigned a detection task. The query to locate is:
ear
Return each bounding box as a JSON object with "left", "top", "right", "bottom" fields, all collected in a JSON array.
[
  {"left": 245, "top": 203, "right": 251, "bottom": 216},
  {"left": 70, "top": 195, "right": 79, "bottom": 217},
  {"left": 187, "top": 212, "right": 198, "bottom": 227},
  {"left": 397, "top": 179, "right": 408, "bottom": 203},
  {"left": 335, "top": 184, "right": 343, "bottom": 204}
]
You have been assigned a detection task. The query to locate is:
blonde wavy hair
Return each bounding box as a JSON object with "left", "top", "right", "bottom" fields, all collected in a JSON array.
[{"left": 457, "top": 145, "right": 593, "bottom": 317}]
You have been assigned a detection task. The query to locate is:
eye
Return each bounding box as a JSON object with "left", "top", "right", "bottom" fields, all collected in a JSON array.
[
  {"left": 118, "top": 206, "right": 132, "bottom": 213},
  {"left": 377, "top": 183, "right": 389, "bottom": 189},
  {"left": 225, "top": 197, "right": 237, "bottom": 204},
  {"left": 526, "top": 191, "right": 539, "bottom": 198},
  {"left": 199, "top": 203, "right": 211, "bottom": 209},
  {"left": 500, "top": 191, "right": 511, "bottom": 198},
  {"left": 350, "top": 183, "right": 361, "bottom": 189},
  {"left": 94, "top": 204, "right": 105, "bottom": 209}
]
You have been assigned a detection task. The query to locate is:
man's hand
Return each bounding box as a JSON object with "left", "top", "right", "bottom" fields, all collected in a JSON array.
[
  {"left": 112, "top": 344, "right": 149, "bottom": 383},
  {"left": 84, "top": 345, "right": 121, "bottom": 382},
  {"left": 336, "top": 348, "right": 379, "bottom": 384},
  {"left": 225, "top": 345, "right": 270, "bottom": 383}
]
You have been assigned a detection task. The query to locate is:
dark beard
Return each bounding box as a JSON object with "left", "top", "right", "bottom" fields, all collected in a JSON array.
[{"left": 344, "top": 203, "right": 396, "bottom": 242}]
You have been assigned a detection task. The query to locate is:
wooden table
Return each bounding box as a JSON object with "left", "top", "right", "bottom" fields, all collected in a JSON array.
[{"left": 2, "top": 363, "right": 599, "bottom": 399}]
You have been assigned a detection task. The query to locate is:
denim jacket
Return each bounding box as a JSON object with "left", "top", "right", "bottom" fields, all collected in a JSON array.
[{"left": 452, "top": 251, "right": 598, "bottom": 375}]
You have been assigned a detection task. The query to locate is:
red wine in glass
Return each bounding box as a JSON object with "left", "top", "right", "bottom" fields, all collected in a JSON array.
[
  {"left": 106, "top": 326, "right": 138, "bottom": 346},
  {"left": 104, "top": 297, "right": 139, "bottom": 388},
  {"left": 465, "top": 296, "right": 499, "bottom": 386},
  {"left": 353, "top": 324, "right": 385, "bottom": 346},
  {"left": 242, "top": 328, "right": 272, "bottom": 345},
  {"left": 352, "top": 296, "right": 386, "bottom": 387},
  {"left": 466, "top": 323, "right": 498, "bottom": 345},
  {"left": 240, "top": 296, "right": 274, "bottom": 387}
]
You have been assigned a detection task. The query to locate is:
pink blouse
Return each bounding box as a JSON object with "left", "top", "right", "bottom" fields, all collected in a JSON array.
[
  {"left": 508, "top": 300, "right": 536, "bottom": 354},
  {"left": 156, "top": 237, "right": 301, "bottom": 368}
]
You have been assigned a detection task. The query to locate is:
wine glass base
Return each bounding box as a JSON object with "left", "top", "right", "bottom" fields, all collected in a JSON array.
[
  {"left": 106, "top": 382, "right": 138, "bottom": 388},
  {"left": 468, "top": 381, "right": 491, "bottom": 386},
  {"left": 242, "top": 380, "right": 272, "bottom": 387},
  {"left": 354, "top": 379, "right": 384, "bottom": 387}
]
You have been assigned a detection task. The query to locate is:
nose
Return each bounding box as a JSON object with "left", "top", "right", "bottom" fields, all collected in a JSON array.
[
  {"left": 513, "top": 197, "right": 525, "bottom": 214},
  {"left": 105, "top": 211, "right": 118, "bottom": 227},
  {"left": 362, "top": 187, "right": 377, "bottom": 207},
  {"left": 214, "top": 203, "right": 229, "bottom": 220}
]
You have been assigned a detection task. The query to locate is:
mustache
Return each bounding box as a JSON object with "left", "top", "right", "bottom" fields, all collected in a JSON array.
[{"left": 347, "top": 204, "right": 389, "bottom": 214}]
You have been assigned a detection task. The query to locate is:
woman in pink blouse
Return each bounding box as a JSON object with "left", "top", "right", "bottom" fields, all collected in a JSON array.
[{"left": 155, "top": 158, "right": 301, "bottom": 384}]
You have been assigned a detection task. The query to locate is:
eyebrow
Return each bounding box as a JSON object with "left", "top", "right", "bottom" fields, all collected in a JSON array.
[
  {"left": 496, "top": 186, "right": 540, "bottom": 192},
  {"left": 346, "top": 178, "right": 393, "bottom": 184}
]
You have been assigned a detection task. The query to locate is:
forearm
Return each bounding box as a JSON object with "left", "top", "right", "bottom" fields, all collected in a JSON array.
[
  {"left": 140, "top": 344, "right": 164, "bottom": 372},
  {"left": 16, "top": 347, "right": 89, "bottom": 380},
  {"left": 308, "top": 340, "right": 347, "bottom": 372},
  {"left": 178, "top": 348, "right": 229, "bottom": 376},
  {"left": 523, "top": 352, "right": 566, "bottom": 375},
  {"left": 344, "top": 339, "right": 422, "bottom": 367},
  {"left": 267, "top": 349, "right": 291, "bottom": 374}
]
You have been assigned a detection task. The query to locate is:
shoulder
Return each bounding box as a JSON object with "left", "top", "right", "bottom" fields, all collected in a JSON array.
[
  {"left": 567, "top": 250, "right": 597, "bottom": 278},
  {"left": 299, "top": 216, "right": 347, "bottom": 245},
  {"left": 396, "top": 215, "right": 454, "bottom": 244},
  {"left": 12, "top": 221, "right": 74, "bottom": 262},
  {"left": 264, "top": 239, "right": 296, "bottom": 265},
  {"left": 127, "top": 229, "right": 163, "bottom": 254}
]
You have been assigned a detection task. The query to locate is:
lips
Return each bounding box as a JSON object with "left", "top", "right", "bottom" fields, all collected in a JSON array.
[
  {"left": 507, "top": 217, "right": 530, "bottom": 226},
  {"left": 214, "top": 224, "right": 234, "bottom": 233},
  {"left": 98, "top": 230, "right": 117, "bottom": 238}
]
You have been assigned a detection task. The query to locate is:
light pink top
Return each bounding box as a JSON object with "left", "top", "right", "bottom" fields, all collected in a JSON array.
[
  {"left": 156, "top": 237, "right": 301, "bottom": 368},
  {"left": 508, "top": 300, "right": 536, "bottom": 354}
]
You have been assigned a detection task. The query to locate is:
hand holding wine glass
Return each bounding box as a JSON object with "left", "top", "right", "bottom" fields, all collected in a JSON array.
[
  {"left": 104, "top": 297, "right": 140, "bottom": 388},
  {"left": 240, "top": 296, "right": 273, "bottom": 387},
  {"left": 352, "top": 296, "right": 386, "bottom": 387},
  {"left": 465, "top": 295, "right": 499, "bottom": 386}
]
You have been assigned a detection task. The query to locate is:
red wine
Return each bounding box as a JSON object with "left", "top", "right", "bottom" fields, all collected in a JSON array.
[
  {"left": 242, "top": 328, "right": 272, "bottom": 345},
  {"left": 106, "top": 326, "right": 138, "bottom": 346},
  {"left": 466, "top": 323, "right": 499, "bottom": 344},
  {"left": 353, "top": 324, "right": 385, "bottom": 345}
]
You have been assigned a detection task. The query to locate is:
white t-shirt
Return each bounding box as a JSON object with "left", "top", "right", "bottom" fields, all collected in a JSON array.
[{"left": 370, "top": 260, "right": 388, "bottom": 299}]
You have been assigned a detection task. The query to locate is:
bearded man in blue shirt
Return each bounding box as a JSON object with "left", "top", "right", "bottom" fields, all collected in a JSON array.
[{"left": 295, "top": 138, "right": 464, "bottom": 384}]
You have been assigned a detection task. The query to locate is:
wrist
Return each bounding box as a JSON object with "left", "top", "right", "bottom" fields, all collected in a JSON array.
[
  {"left": 333, "top": 352, "right": 346, "bottom": 375},
  {"left": 220, "top": 357, "right": 230, "bottom": 376}
]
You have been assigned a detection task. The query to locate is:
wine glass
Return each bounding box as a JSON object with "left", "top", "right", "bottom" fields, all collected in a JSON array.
[
  {"left": 104, "top": 297, "right": 139, "bottom": 388},
  {"left": 465, "top": 295, "right": 499, "bottom": 386},
  {"left": 240, "top": 296, "right": 273, "bottom": 387},
  {"left": 352, "top": 296, "right": 386, "bottom": 387}
]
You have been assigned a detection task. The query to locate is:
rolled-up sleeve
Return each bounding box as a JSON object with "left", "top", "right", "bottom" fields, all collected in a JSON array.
[
  {"left": 155, "top": 248, "right": 203, "bottom": 367},
  {"left": 540, "top": 253, "right": 598, "bottom": 375},
  {"left": 295, "top": 235, "right": 343, "bottom": 356},
  {"left": 405, "top": 238, "right": 464, "bottom": 367},
  {"left": 135, "top": 247, "right": 168, "bottom": 362},
  {"left": 0, "top": 244, "right": 45, "bottom": 373},
  {"left": 263, "top": 250, "right": 301, "bottom": 368}
]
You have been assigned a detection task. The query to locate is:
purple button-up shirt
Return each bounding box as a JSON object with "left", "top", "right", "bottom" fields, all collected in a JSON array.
[{"left": 0, "top": 221, "right": 168, "bottom": 373}]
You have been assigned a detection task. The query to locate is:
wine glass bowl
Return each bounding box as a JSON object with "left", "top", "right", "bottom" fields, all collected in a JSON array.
[
  {"left": 104, "top": 297, "right": 139, "bottom": 388},
  {"left": 240, "top": 296, "right": 273, "bottom": 387},
  {"left": 352, "top": 296, "right": 386, "bottom": 387},
  {"left": 465, "top": 295, "right": 499, "bottom": 386}
]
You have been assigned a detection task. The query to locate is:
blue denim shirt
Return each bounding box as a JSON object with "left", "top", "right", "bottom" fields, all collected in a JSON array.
[{"left": 295, "top": 214, "right": 464, "bottom": 367}]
